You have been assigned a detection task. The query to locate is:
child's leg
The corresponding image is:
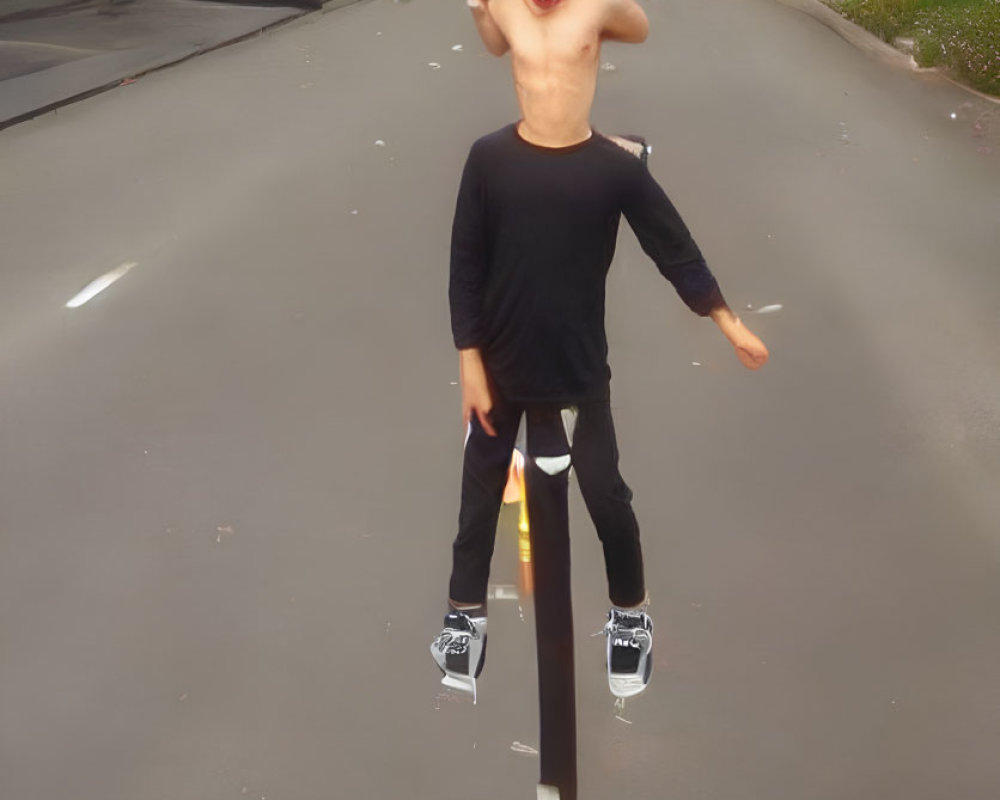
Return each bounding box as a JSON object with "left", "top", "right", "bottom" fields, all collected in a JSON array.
[
  {"left": 572, "top": 400, "right": 653, "bottom": 698},
  {"left": 448, "top": 398, "right": 521, "bottom": 606},
  {"left": 571, "top": 400, "right": 646, "bottom": 609},
  {"left": 434, "top": 401, "right": 521, "bottom": 697}
]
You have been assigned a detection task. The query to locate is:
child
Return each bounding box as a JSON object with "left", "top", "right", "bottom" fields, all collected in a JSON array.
[{"left": 432, "top": 0, "right": 769, "bottom": 701}]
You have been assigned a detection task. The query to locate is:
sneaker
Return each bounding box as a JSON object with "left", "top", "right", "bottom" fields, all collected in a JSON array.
[
  {"left": 604, "top": 607, "right": 653, "bottom": 698},
  {"left": 430, "top": 611, "right": 487, "bottom": 701}
]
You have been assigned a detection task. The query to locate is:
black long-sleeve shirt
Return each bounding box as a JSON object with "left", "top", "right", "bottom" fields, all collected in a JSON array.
[{"left": 450, "top": 123, "right": 725, "bottom": 405}]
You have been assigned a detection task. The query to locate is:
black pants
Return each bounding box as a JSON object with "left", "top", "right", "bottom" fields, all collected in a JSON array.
[{"left": 448, "top": 396, "right": 646, "bottom": 609}]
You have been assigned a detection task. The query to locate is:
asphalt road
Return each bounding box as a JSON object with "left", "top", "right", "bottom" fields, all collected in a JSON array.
[
  {"left": 0, "top": 0, "right": 327, "bottom": 126},
  {"left": 1, "top": 1, "right": 999, "bottom": 798}
]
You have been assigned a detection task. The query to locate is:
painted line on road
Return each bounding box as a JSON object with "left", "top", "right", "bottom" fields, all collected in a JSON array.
[{"left": 65, "top": 262, "right": 136, "bottom": 308}]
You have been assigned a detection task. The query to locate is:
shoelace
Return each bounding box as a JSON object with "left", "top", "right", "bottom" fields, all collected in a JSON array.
[
  {"left": 618, "top": 628, "right": 652, "bottom": 647},
  {"left": 607, "top": 611, "right": 649, "bottom": 631},
  {"left": 435, "top": 631, "right": 471, "bottom": 656},
  {"left": 434, "top": 619, "right": 483, "bottom": 654}
]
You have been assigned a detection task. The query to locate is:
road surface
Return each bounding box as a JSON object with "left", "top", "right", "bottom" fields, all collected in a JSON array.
[{"left": 1, "top": 1, "right": 998, "bottom": 797}]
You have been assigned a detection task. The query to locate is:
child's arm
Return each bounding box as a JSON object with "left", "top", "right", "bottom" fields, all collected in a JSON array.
[
  {"left": 451, "top": 144, "right": 499, "bottom": 435},
  {"left": 601, "top": 0, "right": 649, "bottom": 44},
  {"left": 709, "top": 306, "right": 770, "bottom": 370},
  {"left": 622, "top": 164, "right": 769, "bottom": 370},
  {"left": 467, "top": 0, "right": 510, "bottom": 57}
]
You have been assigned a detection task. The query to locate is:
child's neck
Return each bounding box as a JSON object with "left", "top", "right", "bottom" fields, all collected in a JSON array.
[{"left": 517, "top": 119, "right": 592, "bottom": 148}]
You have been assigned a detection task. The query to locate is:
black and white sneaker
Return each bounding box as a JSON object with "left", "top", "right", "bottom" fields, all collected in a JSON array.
[
  {"left": 604, "top": 607, "right": 653, "bottom": 698},
  {"left": 430, "top": 611, "right": 487, "bottom": 702}
]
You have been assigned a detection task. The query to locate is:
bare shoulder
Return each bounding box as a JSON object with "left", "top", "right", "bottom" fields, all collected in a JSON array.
[
  {"left": 601, "top": 0, "right": 645, "bottom": 13},
  {"left": 486, "top": 0, "right": 524, "bottom": 24},
  {"left": 483, "top": 0, "right": 533, "bottom": 42},
  {"left": 599, "top": 0, "right": 649, "bottom": 42}
]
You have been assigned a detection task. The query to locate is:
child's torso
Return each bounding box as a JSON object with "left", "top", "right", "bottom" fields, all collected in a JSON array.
[{"left": 488, "top": 0, "right": 606, "bottom": 142}]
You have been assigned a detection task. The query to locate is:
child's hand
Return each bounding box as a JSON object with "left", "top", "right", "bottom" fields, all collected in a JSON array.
[
  {"left": 459, "top": 349, "right": 498, "bottom": 436},
  {"left": 729, "top": 324, "right": 769, "bottom": 370},
  {"left": 709, "top": 307, "right": 770, "bottom": 370}
]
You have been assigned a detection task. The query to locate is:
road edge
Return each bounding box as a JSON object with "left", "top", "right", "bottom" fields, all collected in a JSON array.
[
  {"left": 776, "top": 0, "right": 1000, "bottom": 105},
  {"left": 0, "top": 0, "right": 367, "bottom": 132}
]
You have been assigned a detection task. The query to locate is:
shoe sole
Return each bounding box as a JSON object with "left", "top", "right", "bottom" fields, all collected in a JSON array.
[
  {"left": 608, "top": 673, "right": 648, "bottom": 699},
  {"left": 432, "top": 633, "right": 487, "bottom": 703},
  {"left": 607, "top": 638, "right": 653, "bottom": 698},
  {"left": 441, "top": 671, "right": 478, "bottom": 703}
]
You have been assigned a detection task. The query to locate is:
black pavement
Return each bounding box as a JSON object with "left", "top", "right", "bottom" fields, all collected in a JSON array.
[{"left": 0, "top": 0, "right": 358, "bottom": 129}]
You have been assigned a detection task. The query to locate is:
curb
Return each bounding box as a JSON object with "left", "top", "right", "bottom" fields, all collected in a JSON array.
[
  {"left": 777, "top": 0, "right": 1000, "bottom": 104},
  {"left": 0, "top": 1, "right": 90, "bottom": 25},
  {"left": 0, "top": 0, "right": 366, "bottom": 132}
]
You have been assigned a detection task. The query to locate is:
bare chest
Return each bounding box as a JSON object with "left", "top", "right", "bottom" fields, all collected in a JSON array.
[{"left": 492, "top": 0, "right": 603, "bottom": 66}]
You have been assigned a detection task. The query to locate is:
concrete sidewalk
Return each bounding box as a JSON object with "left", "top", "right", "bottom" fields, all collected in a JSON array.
[{"left": 0, "top": 0, "right": 359, "bottom": 130}]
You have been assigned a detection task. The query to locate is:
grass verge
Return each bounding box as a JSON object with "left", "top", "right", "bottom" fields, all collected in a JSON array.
[{"left": 834, "top": 0, "right": 1000, "bottom": 95}]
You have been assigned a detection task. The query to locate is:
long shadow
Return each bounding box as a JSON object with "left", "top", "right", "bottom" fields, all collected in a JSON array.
[{"left": 525, "top": 455, "right": 577, "bottom": 799}]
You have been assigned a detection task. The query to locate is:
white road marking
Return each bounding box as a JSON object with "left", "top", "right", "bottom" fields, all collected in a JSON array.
[{"left": 65, "top": 262, "right": 136, "bottom": 308}]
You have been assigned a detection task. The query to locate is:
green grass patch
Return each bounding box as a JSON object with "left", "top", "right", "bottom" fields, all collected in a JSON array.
[{"left": 836, "top": 0, "right": 1000, "bottom": 95}]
